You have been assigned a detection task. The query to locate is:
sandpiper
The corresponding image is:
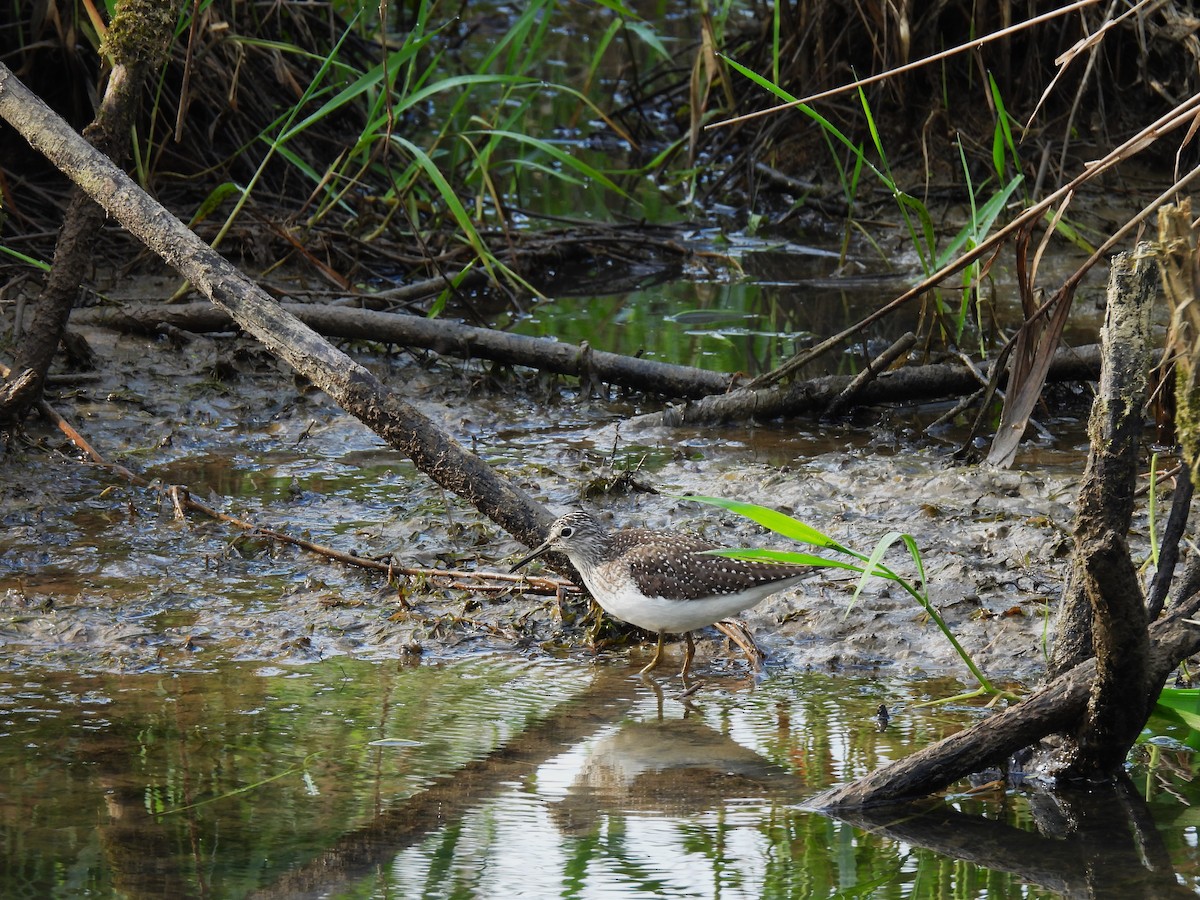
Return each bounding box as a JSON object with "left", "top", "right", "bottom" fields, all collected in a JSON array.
[{"left": 510, "top": 509, "right": 810, "bottom": 675}]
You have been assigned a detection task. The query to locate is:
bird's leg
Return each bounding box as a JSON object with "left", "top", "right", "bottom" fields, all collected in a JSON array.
[
  {"left": 640, "top": 632, "right": 666, "bottom": 675},
  {"left": 681, "top": 632, "right": 696, "bottom": 677}
]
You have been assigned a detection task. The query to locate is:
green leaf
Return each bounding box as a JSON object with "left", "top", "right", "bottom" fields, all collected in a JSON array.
[
  {"left": 390, "top": 136, "right": 496, "bottom": 282},
  {"left": 468, "top": 128, "right": 629, "bottom": 198},
  {"left": 937, "top": 174, "right": 1024, "bottom": 266},
  {"left": 682, "top": 495, "right": 853, "bottom": 553},
  {"left": 705, "top": 547, "right": 867, "bottom": 575},
  {"left": 625, "top": 21, "right": 671, "bottom": 62},
  {"left": 188, "top": 182, "right": 243, "bottom": 225},
  {"left": 0, "top": 244, "right": 50, "bottom": 271},
  {"left": 690, "top": 495, "right": 998, "bottom": 695},
  {"left": 1156, "top": 688, "right": 1200, "bottom": 731}
]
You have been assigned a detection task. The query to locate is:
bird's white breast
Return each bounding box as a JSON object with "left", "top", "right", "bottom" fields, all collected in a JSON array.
[{"left": 580, "top": 570, "right": 803, "bottom": 633}]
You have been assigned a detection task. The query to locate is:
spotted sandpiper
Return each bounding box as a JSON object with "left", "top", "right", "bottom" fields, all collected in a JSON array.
[{"left": 510, "top": 510, "right": 811, "bottom": 675}]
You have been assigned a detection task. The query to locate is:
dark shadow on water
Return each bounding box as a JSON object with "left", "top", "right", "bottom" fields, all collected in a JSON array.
[{"left": 824, "top": 776, "right": 1195, "bottom": 899}]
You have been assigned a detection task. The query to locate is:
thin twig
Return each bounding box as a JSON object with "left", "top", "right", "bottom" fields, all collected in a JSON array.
[{"left": 0, "top": 361, "right": 573, "bottom": 597}]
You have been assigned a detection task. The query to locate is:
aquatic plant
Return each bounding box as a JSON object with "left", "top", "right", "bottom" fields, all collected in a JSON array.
[{"left": 684, "top": 494, "right": 998, "bottom": 696}]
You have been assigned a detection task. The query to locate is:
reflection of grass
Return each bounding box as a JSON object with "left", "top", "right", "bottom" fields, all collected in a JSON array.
[
  {"left": 1150, "top": 688, "right": 1200, "bottom": 750},
  {"left": 506, "top": 283, "right": 876, "bottom": 375}
]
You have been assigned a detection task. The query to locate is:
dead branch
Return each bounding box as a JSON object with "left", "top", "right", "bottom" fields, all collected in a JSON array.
[
  {"left": 69, "top": 301, "right": 741, "bottom": 399},
  {"left": 809, "top": 588, "right": 1200, "bottom": 809},
  {"left": 629, "top": 344, "right": 1101, "bottom": 428},
  {"left": 1053, "top": 250, "right": 1156, "bottom": 775},
  {"left": 72, "top": 303, "right": 1106, "bottom": 416},
  {"left": 0, "top": 0, "right": 180, "bottom": 421},
  {"left": 0, "top": 62, "right": 555, "bottom": 554},
  {"left": 0, "top": 361, "right": 573, "bottom": 597},
  {"left": 823, "top": 331, "right": 917, "bottom": 419}
]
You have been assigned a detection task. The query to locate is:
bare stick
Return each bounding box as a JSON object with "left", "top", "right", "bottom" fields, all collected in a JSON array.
[
  {"left": 0, "top": 62, "right": 553, "bottom": 553},
  {"left": 0, "top": 361, "right": 572, "bottom": 598}
]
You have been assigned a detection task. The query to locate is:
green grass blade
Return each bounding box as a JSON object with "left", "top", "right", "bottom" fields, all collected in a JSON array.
[
  {"left": 390, "top": 135, "right": 496, "bottom": 282},
  {"left": 705, "top": 547, "right": 868, "bottom": 574},
  {"left": 690, "top": 497, "right": 996, "bottom": 694},
  {"left": 589, "top": 0, "right": 638, "bottom": 14},
  {"left": 723, "top": 56, "right": 904, "bottom": 190},
  {"left": 471, "top": 128, "right": 630, "bottom": 198},
  {"left": 0, "top": 244, "right": 50, "bottom": 271},
  {"left": 988, "top": 72, "right": 1019, "bottom": 180},
  {"left": 625, "top": 20, "right": 672, "bottom": 63},
  {"left": 938, "top": 174, "right": 1024, "bottom": 266},
  {"left": 682, "top": 495, "right": 855, "bottom": 555}
]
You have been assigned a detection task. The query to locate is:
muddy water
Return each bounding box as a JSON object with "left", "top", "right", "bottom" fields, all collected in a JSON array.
[
  {"left": 4, "top": 655, "right": 1197, "bottom": 898},
  {"left": 0, "top": 306, "right": 1185, "bottom": 898},
  {"left": 0, "top": 214, "right": 1167, "bottom": 898}
]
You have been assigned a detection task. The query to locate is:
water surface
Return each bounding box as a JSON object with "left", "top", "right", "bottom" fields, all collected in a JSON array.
[{"left": 2, "top": 656, "right": 1198, "bottom": 898}]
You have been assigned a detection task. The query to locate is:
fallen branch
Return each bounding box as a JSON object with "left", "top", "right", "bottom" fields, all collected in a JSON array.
[
  {"left": 72, "top": 304, "right": 1108, "bottom": 419},
  {"left": 629, "top": 344, "right": 1101, "bottom": 428},
  {"left": 0, "top": 63, "right": 554, "bottom": 553},
  {"left": 0, "top": 373, "right": 573, "bottom": 599},
  {"left": 1055, "top": 250, "right": 1156, "bottom": 774},
  {"left": 809, "top": 590, "right": 1200, "bottom": 809},
  {"left": 823, "top": 331, "right": 917, "bottom": 419},
  {"left": 70, "top": 301, "right": 741, "bottom": 399},
  {"left": 0, "top": 0, "right": 178, "bottom": 421}
]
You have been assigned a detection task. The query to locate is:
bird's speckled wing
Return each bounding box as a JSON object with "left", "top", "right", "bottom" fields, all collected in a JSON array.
[{"left": 612, "top": 529, "right": 810, "bottom": 601}]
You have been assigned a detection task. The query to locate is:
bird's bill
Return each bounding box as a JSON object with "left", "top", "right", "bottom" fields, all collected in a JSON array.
[{"left": 510, "top": 540, "right": 553, "bottom": 573}]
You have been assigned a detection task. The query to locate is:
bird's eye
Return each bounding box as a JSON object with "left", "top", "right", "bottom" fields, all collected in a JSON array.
[{"left": 560, "top": 526, "right": 574, "bottom": 538}]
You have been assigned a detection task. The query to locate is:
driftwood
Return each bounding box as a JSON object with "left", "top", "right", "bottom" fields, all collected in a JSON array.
[
  {"left": 629, "top": 344, "right": 1101, "bottom": 427},
  {"left": 1044, "top": 250, "right": 1157, "bottom": 777},
  {"left": 70, "top": 301, "right": 1106, "bottom": 414},
  {"left": 0, "top": 62, "right": 553, "bottom": 551},
  {"left": 810, "top": 583, "right": 1200, "bottom": 809},
  {"left": 68, "top": 301, "right": 740, "bottom": 399}
]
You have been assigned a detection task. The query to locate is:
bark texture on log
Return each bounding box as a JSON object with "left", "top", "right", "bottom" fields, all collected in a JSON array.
[
  {"left": 1049, "top": 251, "right": 1157, "bottom": 682},
  {"left": 69, "top": 301, "right": 741, "bottom": 399},
  {"left": 1159, "top": 201, "right": 1200, "bottom": 472},
  {"left": 1045, "top": 250, "right": 1156, "bottom": 776},
  {"left": 630, "top": 345, "right": 1101, "bottom": 428},
  {"left": 0, "top": 63, "right": 553, "bottom": 551},
  {"left": 809, "top": 590, "right": 1200, "bottom": 809}
]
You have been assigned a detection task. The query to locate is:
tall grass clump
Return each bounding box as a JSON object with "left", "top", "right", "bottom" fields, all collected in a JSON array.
[
  {"left": 1, "top": 0, "right": 680, "bottom": 292},
  {"left": 721, "top": 55, "right": 1031, "bottom": 349}
]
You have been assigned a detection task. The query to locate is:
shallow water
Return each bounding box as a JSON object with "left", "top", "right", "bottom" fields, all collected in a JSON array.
[
  {"left": 0, "top": 244, "right": 1138, "bottom": 896},
  {"left": 0, "top": 282, "right": 1177, "bottom": 896},
  {"left": 1, "top": 655, "right": 1197, "bottom": 898}
]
